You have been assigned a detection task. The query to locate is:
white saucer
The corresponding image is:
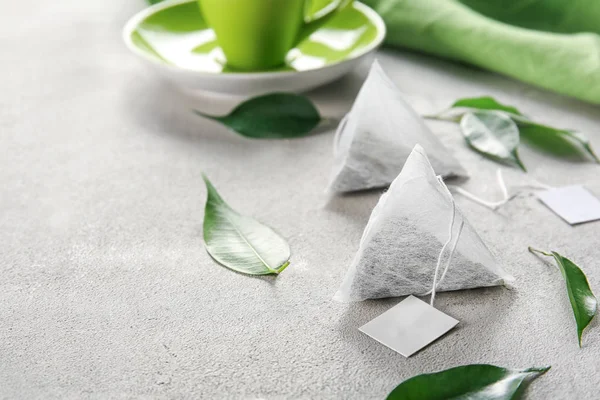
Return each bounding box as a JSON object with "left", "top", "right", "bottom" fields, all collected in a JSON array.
[{"left": 123, "top": 0, "right": 386, "bottom": 96}]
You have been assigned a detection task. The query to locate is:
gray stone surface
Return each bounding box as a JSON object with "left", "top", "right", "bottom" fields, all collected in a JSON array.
[{"left": 2, "top": 1, "right": 600, "bottom": 399}]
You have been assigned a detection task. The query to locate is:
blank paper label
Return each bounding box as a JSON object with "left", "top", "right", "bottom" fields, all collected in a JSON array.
[
  {"left": 359, "top": 296, "right": 459, "bottom": 358},
  {"left": 538, "top": 186, "right": 600, "bottom": 225}
]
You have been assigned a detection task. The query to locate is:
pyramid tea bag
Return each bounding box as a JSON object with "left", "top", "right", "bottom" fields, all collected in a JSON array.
[
  {"left": 328, "top": 60, "right": 467, "bottom": 193},
  {"left": 334, "top": 145, "right": 513, "bottom": 302}
]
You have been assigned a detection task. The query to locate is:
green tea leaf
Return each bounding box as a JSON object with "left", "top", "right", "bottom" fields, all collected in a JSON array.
[
  {"left": 202, "top": 175, "right": 290, "bottom": 275},
  {"left": 529, "top": 248, "right": 598, "bottom": 347},
  {"left": 386, "top": 364, "right": 550, "bottom": 400},
  {"left": 460, "top": 110, "right": 526, "bottom": 171},
  {"left": 516, "top": 120, "right": 600, "bottom": 163},
  {"left": 195, "top": 93, "right": 321, "bottom": 139},
  {"left": 430, "top": 96, "right": 600, "bottom": 163},
  {"left": 452, "top": 96, "right": 523, "bottom": 116}
]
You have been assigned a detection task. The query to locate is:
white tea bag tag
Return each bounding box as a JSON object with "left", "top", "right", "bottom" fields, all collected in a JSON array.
[
  {"left": 359, "top": 296, "right": 459, "bottom": 357},
  {"left": 537, "top": 185, "right": 600, "bottom": 225}
]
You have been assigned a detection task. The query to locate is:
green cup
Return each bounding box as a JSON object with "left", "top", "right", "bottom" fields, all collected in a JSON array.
[{"left": 198, "top": 0, "right": 344, "bottom": 71}]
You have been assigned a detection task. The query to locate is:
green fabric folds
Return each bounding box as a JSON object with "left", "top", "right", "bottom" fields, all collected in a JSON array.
[{"left": 362, "top": 0, "right": 600, "bottom": 104}]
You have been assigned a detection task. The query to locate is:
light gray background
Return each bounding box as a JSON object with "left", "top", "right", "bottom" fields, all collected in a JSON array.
[{"left": 2, "top": 1, "right": 600, "bottom": 399}]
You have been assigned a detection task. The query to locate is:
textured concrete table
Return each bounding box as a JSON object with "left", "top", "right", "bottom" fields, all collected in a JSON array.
[{"left": 2, "top": 1, "right": 600, "bottom": 399}]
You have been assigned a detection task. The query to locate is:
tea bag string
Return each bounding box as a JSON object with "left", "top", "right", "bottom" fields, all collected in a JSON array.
[
  {"left": 426, "top": 220, "right": 465, "bottom": 305},
  {"left": 427, "top": 177, "right": 465, "bottom": 307},
  {"left": 332, "top": 113, "right": 350, "bottom": 154},
  {"left": 447, "top": 170, "right": 554, "bottom": 211},
  {"left": 446, "top": 169, "right": 510, "bottom": 211}
]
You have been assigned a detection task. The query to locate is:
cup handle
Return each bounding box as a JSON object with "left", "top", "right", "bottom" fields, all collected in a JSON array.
[{"left": 304, "top": 0, "right": 350, "bottom": 23}]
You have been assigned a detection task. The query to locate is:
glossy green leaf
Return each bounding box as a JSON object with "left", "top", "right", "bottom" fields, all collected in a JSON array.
[
  {"left": 516, "top": 120, "right": 600, "bottom": 163},
  {"left": 435, "top": 96, "right": 600, "bottom": 163},
  {"left": 529, "top": 248, "right": 598, "bottom": 346},
  {"left": 460, "top": 111, "right": 526, "bottom": 171},
  {"left": 202, "top": 175, "right": 290, "bottom": 275},
  {"left": 195, "top": 93, "right": 321, "bottom": 139},
  {"left": 451, "top": 96, "right": 523, "bottom": 116},
  {"left": 386, "top": 364, "right": 550, "bottom": 400}
]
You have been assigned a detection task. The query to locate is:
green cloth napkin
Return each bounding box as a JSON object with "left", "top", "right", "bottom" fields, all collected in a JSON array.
[
  {"left": 457, "top": 0, "right": 600, "bottom": 35},
  {"left": 362, "top": 0, "right": 600, "bottom": 104}
]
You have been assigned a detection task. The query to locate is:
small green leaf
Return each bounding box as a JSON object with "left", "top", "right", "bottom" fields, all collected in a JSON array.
[
  {"left": 202, "top": 175, "right": 291, "bottom": 275},
  {"left": 195, "top": 93, "right": 321, "bottom": 139},
  {"left": 516, "top": 120, "right": 600, "bottom": 163},
  {"left": 451, "top": 96, "right": 523, "bottom": 116},
  {"left": 430, "top": 97, "right": 600, "bottom": 164},
  {"left": 460, "top": 111, "right": 527, "bottom": 171},
  {"left": 147, "top": 0, "right": 164, "bottom": 4},
  {"left": 529, "top": 247, "right": 598, "bottom": 347},
  {"left": 386, "top": 364, "right": 550, "bottom": 400}
]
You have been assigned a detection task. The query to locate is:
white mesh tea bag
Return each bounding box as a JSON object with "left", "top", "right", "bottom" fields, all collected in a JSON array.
[
  {"left": 328, "top": 60, "right": 467, "bottom": 193},
  {"left": 334, "top": 145, "right": 513, "bottom": 302}
]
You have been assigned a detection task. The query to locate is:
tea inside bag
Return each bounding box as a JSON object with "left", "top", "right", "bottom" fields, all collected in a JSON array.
[
  {"left": 334, "top": 145, "right": 513, "bottom": 302},
  {"left": 328, "top": 60, "right": 467, "bottom": 193}
]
